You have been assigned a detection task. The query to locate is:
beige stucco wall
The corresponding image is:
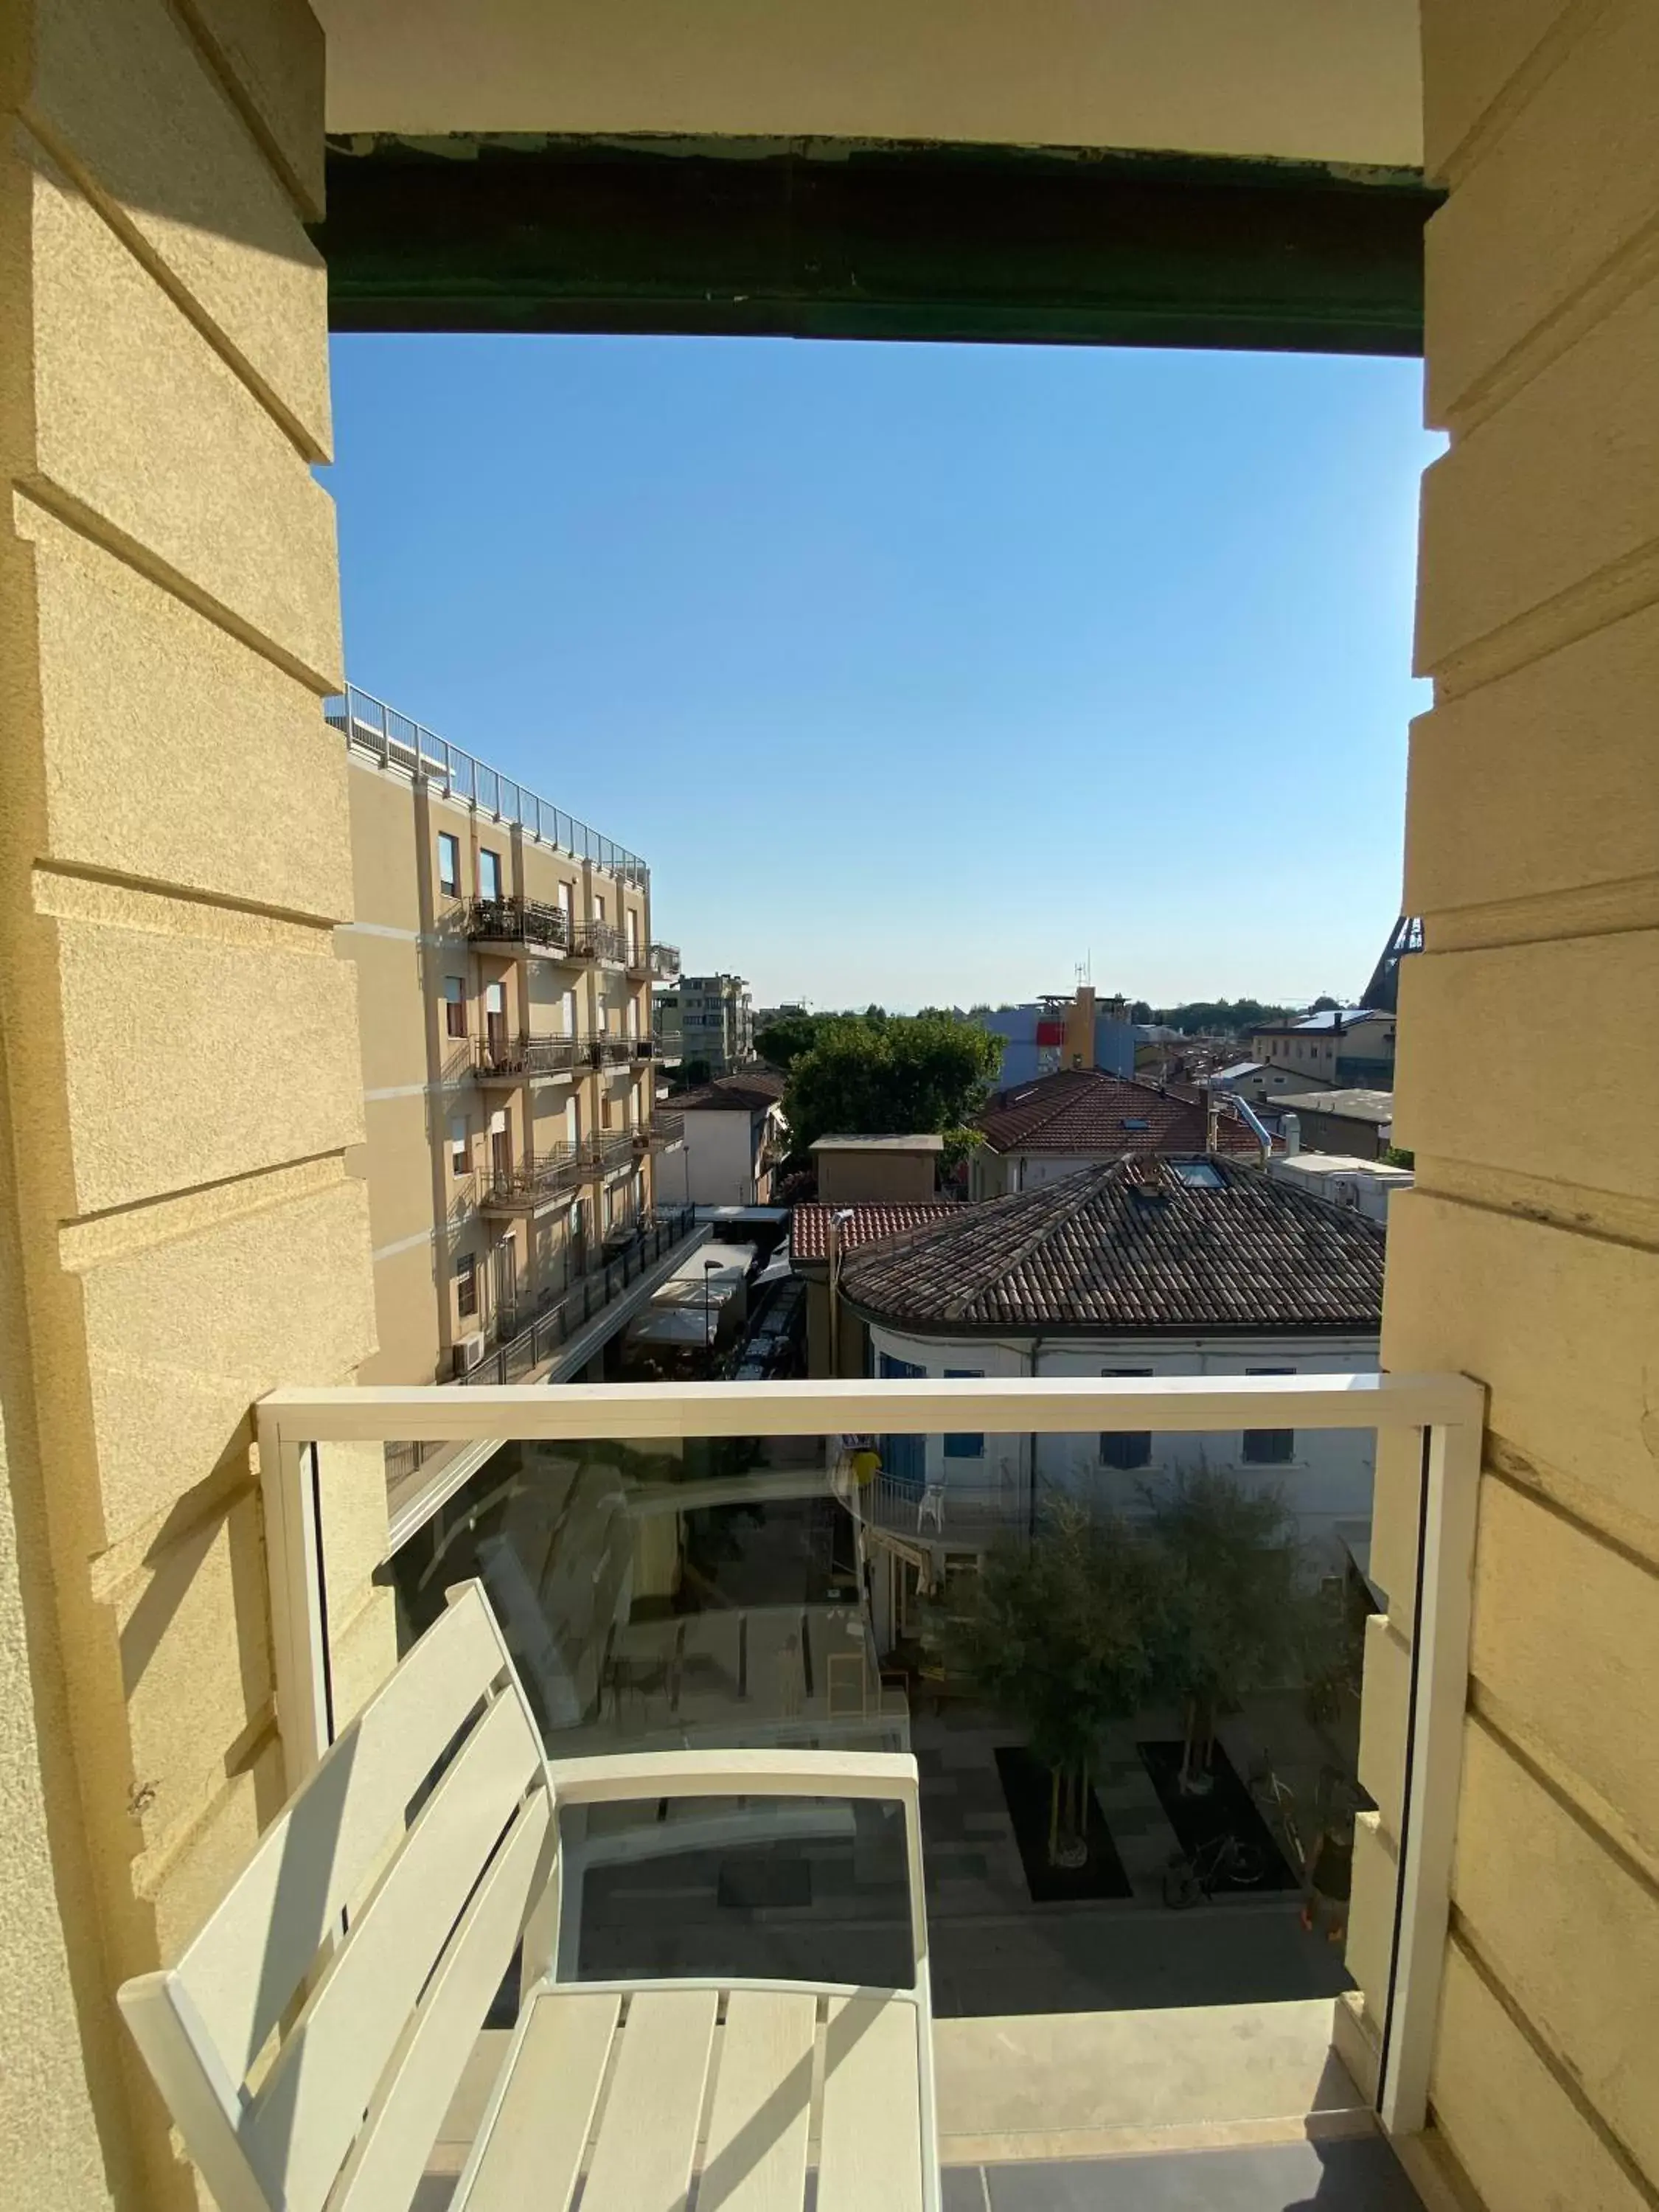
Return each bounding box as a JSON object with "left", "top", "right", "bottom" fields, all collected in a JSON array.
[
  {"left": 1346, "top": 7, "right": 1659, "bottom": 2209},
  {"left": 318, "top": 0, "right": 1423, "bottom": 169},
  {"left": 816, "top": 1147, "right": 941, "bottom": 1205},
  {"left": 0, "top": 4, "right": 389, "bottom": 2206}
]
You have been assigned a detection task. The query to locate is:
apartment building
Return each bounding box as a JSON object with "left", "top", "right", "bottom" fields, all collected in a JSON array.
[
  {"left": 2, "top": 10, "right": 1654, "bottom": 2212},
  {"left": 1251, "top": 1007, "right": 1398, "bottom": 1089},
  {"left": 335, "top": 688, "right": 692, "bottom": 1383},
  {"left": 655, "top": 971, "right": 757, "bottom": 1074}
]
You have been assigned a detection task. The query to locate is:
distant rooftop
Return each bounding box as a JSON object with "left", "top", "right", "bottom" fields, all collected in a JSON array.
[
  {"left": 1276, "top": 1088, "right": 1395, "bottom": 1124},
  {"left": 1254, "top": 1007, "right": 1391, "bottom": 1036},
  {"left": 674, "top": 1069, "right": 786, "bottom": 1113},
  {"left": 838, "top": 1159, "right": 1385, "bottom": 1335},
  {"left": 810, "top": 1133, "right": 945, "bottom": 1154},
  {"left": 790, "top": 1202, "right": 963, "bottom": 1264},
  {"left": 977, "top": 1068, "right": 1262, "bottom": 1158}
]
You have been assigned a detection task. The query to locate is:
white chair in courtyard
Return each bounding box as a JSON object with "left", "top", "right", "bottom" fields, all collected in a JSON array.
[{"left": 118, "top": 1582, "right": 940, "bottom": 2212}]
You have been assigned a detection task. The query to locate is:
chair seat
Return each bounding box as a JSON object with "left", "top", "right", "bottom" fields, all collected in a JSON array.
[{"left": 457, "top": 1982, "right": 927, "bottom": 2212}]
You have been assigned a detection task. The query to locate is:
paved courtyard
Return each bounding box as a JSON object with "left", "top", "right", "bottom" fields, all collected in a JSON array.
[{"left": 912, "top": 1706, "right": 1355, "bottom": 2018}]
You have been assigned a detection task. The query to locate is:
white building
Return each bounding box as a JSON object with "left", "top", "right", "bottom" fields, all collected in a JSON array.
[
  {"left": 652, "top": 1069, "right": 787, "bottom": 1207},
  {"left": 835, "top": 1158, "right": 1385, "bottom": 1650}
]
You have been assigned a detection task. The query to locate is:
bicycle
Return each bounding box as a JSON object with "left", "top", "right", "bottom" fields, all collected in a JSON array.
[
  {"left": 1161, "top": 1830, "right": 1266, "bottom": 1907},
  {"left": 1248, "top": 1751, "right": 1307, "bottom": 1879}
]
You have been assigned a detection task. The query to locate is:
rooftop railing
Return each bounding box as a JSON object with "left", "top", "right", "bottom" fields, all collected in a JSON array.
[
  {"left": 650, "top": 942, "right": 681, "bottom": 980},
  {"left": 327, "top": 682, "right": 650, "bottom": 888}
]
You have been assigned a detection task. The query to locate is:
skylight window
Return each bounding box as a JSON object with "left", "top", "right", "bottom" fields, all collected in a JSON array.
[
  {"left": 1122, "top": 1117, "right": 1150, "bottom": 1131},
  {"left": 1172, "top": 1160, "right": 1225, "bottom": 1189}
]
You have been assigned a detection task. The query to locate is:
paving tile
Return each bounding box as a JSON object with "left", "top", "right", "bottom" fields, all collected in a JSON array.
[
  {"left": 983, "top": 2138, "right": 1423, "bottom": 2211},
  {"left": 943, "top": 2167, "right": 992, "bottom": 2211}
]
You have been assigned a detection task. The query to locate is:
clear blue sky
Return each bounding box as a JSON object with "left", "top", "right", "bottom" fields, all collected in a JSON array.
[{"left": 328, "top": 335, "right": 1439, "bottom": 1012}]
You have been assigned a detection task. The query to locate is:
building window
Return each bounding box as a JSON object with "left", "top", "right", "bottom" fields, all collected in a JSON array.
[
  {"left": 455, "top": 1253, "right": 479, "bottom": 1321},
  {"left": 479, "top": 848, "right": 501, "bottom": 902},
  {"left": 437, "top": 831, "right": 460, "bottom": 896},
  {"left": 448, "top": 1116, "right": 469, "bottom": 1175},
  {"left": 1242, "top": 1367, "right": 1295, "bottom": 1464},
  {"left": 443, "top": 977, "right": 467, "bottom": 1037},
  {"left": 943, "top": 1369, "right": 984, "bottom": 1459},
  {"left": 1100, "top": 1368, "right": 1153, "bottom": 1468}
]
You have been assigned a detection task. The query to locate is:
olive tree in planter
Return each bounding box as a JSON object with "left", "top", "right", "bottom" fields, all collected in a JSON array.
[
  {"left": 1150, "top": 1471, "right": 1310, "bottom": 1795},
  {"left": 939, "top": 1502, "right": 1168, "bottom": 1867}
]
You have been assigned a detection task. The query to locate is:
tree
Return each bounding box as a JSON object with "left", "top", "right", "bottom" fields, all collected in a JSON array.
[
  {"left": 941, "top": 1503, "right": 1169, "bottom": 1865},
  {"left": 1309, "top": 995, "right": 1342, "bottom": 1012},
  {"left": 754, "top": 1009, "right": 829, "bottom": 1072},
  {"left": 1380, "top": 1143, "right": 1414, "bottom": 1169},
  {"left": 1150, "top": 1472, "right": 1310, "bottom": 1793},
  {"left": 672, "top": 1056, "right": 712, "bottom": 1090},
  {"left": 782, "top": 1011, "right": 1002, "bottom": 1160}
]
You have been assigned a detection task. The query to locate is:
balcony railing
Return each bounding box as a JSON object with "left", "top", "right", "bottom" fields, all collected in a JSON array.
[
  {"left": 583, "top": 1129, "right": 638, "bottom": 1176},
  {"left": 475, "top": 1034, "right": 584, "bottom": 1082},
  {"left": 259, "top": 1367, "right": 1481, "bottom": 2152},
  {"left": 476, "top": 1143, "right": 584, "bottom": 1210},
  {"left": 571, "top": 919, "right": 627, "bottom": 964},
  {"left": 650, "top": 942, "right": 681, "bottom": 981},
  {"left": 583, "top": 1033, "right": 636, "bottom": 1068},
  {"left": 325, "top": 682, "right": 649, "bottom": 888},
  {"left": 465, "top": 894, "right": 574, "bottom": 955},
  {"left": 459, "top": 1206, "right": 698, "bottom": 1386},
  {"left": 638, "top": 1109, "right": 684, "bottom": 1150}
]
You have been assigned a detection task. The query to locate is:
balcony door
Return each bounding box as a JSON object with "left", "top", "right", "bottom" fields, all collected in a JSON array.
[
  {"left": 878, "top": 1352, "right": 926, "bottom": 1492},
  {"left": 489, "top": 1107, "right": 511, "bottom": 1183},
  {"left": 491, "top": 1234, "right": 517, "bottom": 1335},
  {"left": 484, "top": 978, "right": 507, "bottom": 1059}
]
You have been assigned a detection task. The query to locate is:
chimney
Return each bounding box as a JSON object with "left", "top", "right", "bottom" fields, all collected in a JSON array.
[
  {"left": 1281, "top": 1113, "right": 1301, "bottom": 1158},
  {"left": 1065, "top": 984, "right": 1097, "bottom": 1071}
]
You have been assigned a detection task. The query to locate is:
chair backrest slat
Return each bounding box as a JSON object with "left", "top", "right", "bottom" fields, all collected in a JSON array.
[
  {"left": 246, "top": 1686, "right": 542, "bottom": 2212},
  {"left": 179, "top": 1593, "right": 512, "bottom": 2081},
  {"left": 328, "top": 1791, "right": 552, "bottom": 2212},
  {"left": 119, "top": 1586, "right": 550, "bottom": 2212}
]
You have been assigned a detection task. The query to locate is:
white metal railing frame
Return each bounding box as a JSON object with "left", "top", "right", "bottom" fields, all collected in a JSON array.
[
  {"left": 326, "top": 684, "right": 650, "bottom": 889},
  {"left": 256, "top": 1369, "right": 1482, "bottom": 2145}
]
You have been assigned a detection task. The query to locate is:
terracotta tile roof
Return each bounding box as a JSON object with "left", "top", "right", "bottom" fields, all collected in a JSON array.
[
  {"left": 838, "top": 1159, "right": 1384, "bottom": 1334},
  {"left": 674, "top": 1068, "right": 787, "bottom": 1113},
  {"left": 975, "top": 1067, "right": 1262, "bottom": 1156},
  {"left": 790, "top": 1202, "right": 964, "bottom": 1264}
]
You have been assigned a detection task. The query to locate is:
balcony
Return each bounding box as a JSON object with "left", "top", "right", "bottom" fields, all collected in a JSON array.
[
  {"left": 650, "top": 940, "right": 681, "bottom": 981},
  {"left": 465, "top": 893, "right": 575, "bottom": 956},
  {"left": 637, "top": 1109, "right": 684, "bottom": 1150},
  {"left": 476, "top": 1143, "right": 584, "bottom": 1211},
  {"left": 474, "top": 1033, "right": 584, "bottom": 1082},
  {"left": 458, "top": 1206, "right": 700, "bottom": 1387},
  {"left": 256, "top": 1367, "right": 1479, "bottom": 2201},
  {"left": 583, "top": 1129, "right": 637, "bottom": 1177},
  {"left": 571, "top": 918, "right": 627, "bottom": 964},
  {"left": 583, "top": 1032, "right": 638, "bottom": 1070}
]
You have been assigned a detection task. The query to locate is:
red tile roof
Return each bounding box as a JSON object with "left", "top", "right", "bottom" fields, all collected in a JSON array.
[
  {"left": 838, "top": 1159, "right": 1383, "bottom": 1334},
  {"left": 790, "top": 1202, "right": 964, "bottom": 1264},
  {"left": 674, "top": 1068, "right": 787, "bottom": 1113},
  {"left": 976, "top": 1068, "right": 1263, "bottom": 1157}
]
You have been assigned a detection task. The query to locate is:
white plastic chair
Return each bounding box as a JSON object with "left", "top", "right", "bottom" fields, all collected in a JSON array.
[{"left": 118, "top": 1581, "right": 940, "bottom": 2212}]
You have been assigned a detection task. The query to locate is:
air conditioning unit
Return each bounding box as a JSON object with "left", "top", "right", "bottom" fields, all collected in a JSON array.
[{"left": 452, "top": 1333, "right": 487, "bottom": 1377}]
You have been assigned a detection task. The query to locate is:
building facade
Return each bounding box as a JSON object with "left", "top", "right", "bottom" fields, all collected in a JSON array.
[
  {"left": 1251, "top": 1008, "right": 1397, "bottom": 1089},
  {"left": 654, "top": 972, "right": 756, "bottom": 1074},
  {"left": 336, "top": 688, "right": 686, "bottom": 1383},
  {"left": 978, "top": 985, "right": 1137, "bottom": 1089},
  {"left": 650, "top": 1069, "right": 787, "bottom": 1207}
]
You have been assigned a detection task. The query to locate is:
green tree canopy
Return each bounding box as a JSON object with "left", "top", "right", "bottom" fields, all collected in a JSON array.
[
  {"left": 1151, "top": 1472, "right": 1309, "bottom": 1785},
  {"left": 782, "top": 1011, "right": 1003, "bottom": 1158},
  {"left": 1150, "top": 998, "right": 1298, "bottom": 1036},
  {"left": 753, "top": 1009, "right": 832, "bottom": 1072}
]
